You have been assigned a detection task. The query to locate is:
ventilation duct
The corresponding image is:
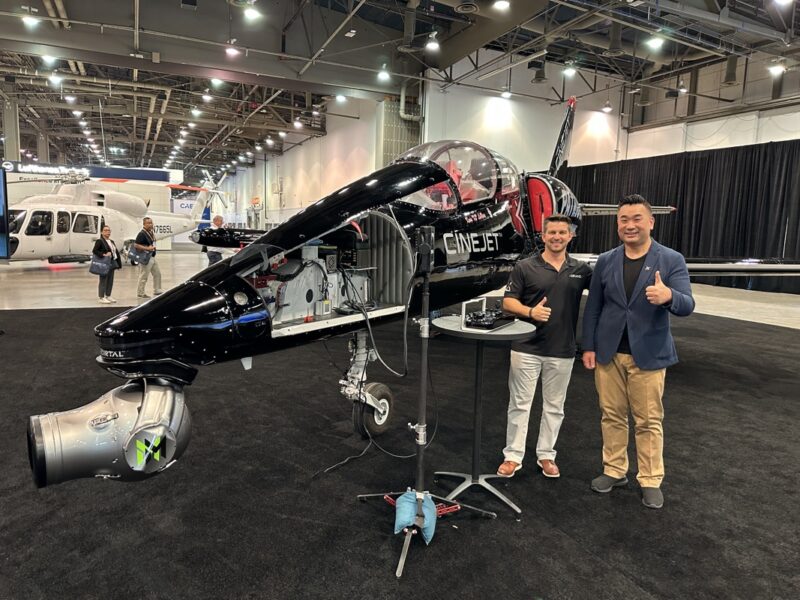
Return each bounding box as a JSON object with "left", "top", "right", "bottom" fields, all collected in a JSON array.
[
  {"left": 636, "top": 86, "right": 652, "bottom": 106},
  {"left": 398, "top": 0, "right": 420, "bottom": 53},
  {"left": 531, "top": 63, "right": 547, "bottom": 83},
  {"left": 603, "top": 22, "right": 624, "bottom": 57},
  {"left": 455, "top": 1, "right": 479, "bottom": 13},
  {"left": 722, "top": 55, "right": 738, "bottom": 86}
]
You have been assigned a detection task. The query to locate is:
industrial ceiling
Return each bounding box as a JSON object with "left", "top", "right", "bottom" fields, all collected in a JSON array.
[{"left": 0, "top": 0, "right": 796, "bottom": 180}]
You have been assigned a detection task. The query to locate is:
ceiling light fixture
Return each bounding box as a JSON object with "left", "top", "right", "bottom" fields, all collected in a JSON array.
[
  {"left": 82, "top": 129, "right": 91, "bottom": 136},
  {"left": 768, "top": 62, "right": 787, "bottom": 76},
  {"left": 378, "top": 64, "right": 390, "bottom": 82},
  {"left": 678, "top": 80, "right": 688, "bottom": 93},
  {"left": 646, "top": 36, "right": 665, "bottom": 50},
  {"left": 266, "top": 138, "right": 275, "bottom": 146},
  {"left": 202, "top": 91, "right": 212, "bottom": 102},
  {"left": 312, "top": 109, "right": 320, "bottom": 116},
  {"left": 179, "top": 129, "right": 187, "bottom": 137},
  {"left": 79, "top": 120, "right": 87, "bottom": 126},
  {"left": 211, "top": 78, "right": 223, "bottom": 87},
  {"left": 279, "top": 131, "right": 287, "bottom": 138},
  {"left": 492, "top": 1, "right": 511, "bottom": 10},
  {"left": 501, "top": 90, "right": 511, "bottom": 99},
  {"left": 335, "top": 94, "right": 346, "bottom": 102},
  {"left": 255, "top": 144, "right": 262, "bottom": 151},
  {"left": 602, "top": 100, "right": 613, "bottom": 113},
  {"left": 72, "top": 111, "right": 83, "bottom": 117},
  {"left": 64, "top": 95, "right": 76, "bottom": 103},
  {"left": 188, "top": 122, "right": 196, "bottom": 128},
  {"left": 244, "top": 7, "right": 261, "bottom": 20},
  {"left": 563, "top": 65, "right": 576, "bottom": 77},
  {"left": 42, "top": 55, "right": 56, "bottom": 66},
  {"left": 48, "top": 71, "right": 63, "bottom": 85},
  {"left": 226, "top": 46, "right": 240, "bottom": 57},
  {"left": 22, "top": 16, "right": 39, "bottom": 27},
  {"left": 425, "top": 31, "right": 440, "bottom": 52},
  {"left": 191, "top": 108, "right": 202, "bottom": 117},
  {"left": 293, "top": 119, "right": 303, "bottom": 129}
]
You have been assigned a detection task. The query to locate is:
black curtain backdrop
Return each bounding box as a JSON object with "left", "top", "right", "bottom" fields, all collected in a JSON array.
[{"left": 559, "top": 138, "right": 800, "bottom": 293}]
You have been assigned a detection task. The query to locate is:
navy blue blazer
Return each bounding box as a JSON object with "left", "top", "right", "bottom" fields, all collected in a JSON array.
[{"left": 582, "top": 240, "right": 695, "bottom": 370}]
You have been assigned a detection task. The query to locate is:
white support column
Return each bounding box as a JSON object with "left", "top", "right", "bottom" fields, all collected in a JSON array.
[
  {"left": 2, "top": 95, "right": 21, "bottom": 160},
  {"left": 37, "top": 121, "right": 51, "bottom": 163}
]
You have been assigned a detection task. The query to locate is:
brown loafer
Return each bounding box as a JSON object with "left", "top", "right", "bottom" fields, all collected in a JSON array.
[
  {"left": 496, "top": 460, "right": 521, "bottom": 478},
  {"left": 537, "top": 459, "right": 560, "bottom": 478}
]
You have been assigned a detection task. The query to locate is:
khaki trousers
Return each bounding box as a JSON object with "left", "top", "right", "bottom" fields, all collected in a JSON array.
[
  {"left": 595, "top": 353, "right": 666, "bottom": 488},
  {"left": 137, "top": 258, "right": 162, "bottom": 296}
]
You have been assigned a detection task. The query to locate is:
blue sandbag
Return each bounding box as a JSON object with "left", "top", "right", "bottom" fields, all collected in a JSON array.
[{"left": 394, "top": 491, "right": 436, "bottom": 545}]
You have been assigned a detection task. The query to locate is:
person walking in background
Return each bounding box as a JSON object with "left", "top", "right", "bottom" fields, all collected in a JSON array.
[
  {"left": 582, "top": 194, "right": 695, "bottom": 510},
  {"left": 496, "top": 215, "right": 592, "bottom": 479},
  {"left": 134, "top": 217, "right": 163, "bottom": 299},
  {"left": 92, "top": 225, "right": 122, "bottom": 304},
  {"left": 206, "top": 215, "right": 226, "bottom": 266}
]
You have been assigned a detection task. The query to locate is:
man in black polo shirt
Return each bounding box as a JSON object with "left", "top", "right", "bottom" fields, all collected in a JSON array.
[
  {"left": 134, "top": 217, "right": 163, "bottom": 299},
  {"left": 496, "top": 215, "right": 592, "bottom": 479}
]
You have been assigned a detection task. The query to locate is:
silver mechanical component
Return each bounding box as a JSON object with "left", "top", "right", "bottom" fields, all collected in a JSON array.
[
  {"left": 340, "top": 331, "right": 380, "bottom": 411},
  {"left": 27, "top": 379, "right": 192, "bottom": 488},
  {"left": 342, "top": 331, "right": 394, "bottom": 438}
]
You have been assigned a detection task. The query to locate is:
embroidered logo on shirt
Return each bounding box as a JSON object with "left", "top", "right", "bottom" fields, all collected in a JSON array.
[{"left": 568, "top": 274, "right": 582, "bottom": 278}]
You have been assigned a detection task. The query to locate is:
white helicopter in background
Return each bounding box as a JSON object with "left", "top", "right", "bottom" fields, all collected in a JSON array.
[{"left": 5, "top": 173, "right": 226, "bottom": 263}]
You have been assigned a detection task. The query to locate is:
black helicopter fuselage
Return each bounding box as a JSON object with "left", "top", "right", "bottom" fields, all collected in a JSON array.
[{"left": 95, "top": 152, "right": 531, "bottom": 385}]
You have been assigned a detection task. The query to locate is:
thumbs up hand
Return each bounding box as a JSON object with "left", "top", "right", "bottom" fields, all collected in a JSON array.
[
  {"left": 530, "top": 296, "right": 552, "bottom": 322},
  {"left": 645, "top": 270, "right": 673, "bottom": 305}
]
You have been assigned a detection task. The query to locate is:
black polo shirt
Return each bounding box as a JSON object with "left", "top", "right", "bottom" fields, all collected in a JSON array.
[
  {"left": 135, "top": 229, "right": 157, "bottom": 256},
  {"left": 504, "top": 254, "right": 592, "bottom": 358}
]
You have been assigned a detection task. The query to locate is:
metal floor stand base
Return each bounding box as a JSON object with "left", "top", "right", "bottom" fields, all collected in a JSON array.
[
  {"left": 357, "top": 490, "right": 497, "bottom": 519},
  {"left": 357, "top": 489, "right": 497, "bottom": 578},
  {"left": 434, "top": 471, "right": 522, "bottom": 516}
]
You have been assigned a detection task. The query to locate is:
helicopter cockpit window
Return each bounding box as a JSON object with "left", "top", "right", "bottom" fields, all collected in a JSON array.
[
  {"left": 57, "top": 212, "right": 71, "bottom": 234},
  {"left": 72, "top": 213, "right": 98, "bottom": 235},
  {"left": 9, "top": 210, "right": 27, "bottom": 235},
  {"left": 25, "top": 211, "right": 53, "bottom": 236}
]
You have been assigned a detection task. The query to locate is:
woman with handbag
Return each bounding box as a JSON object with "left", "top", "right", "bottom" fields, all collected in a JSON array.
[{"left": 92, "top": 225, "right": 122, "bottom": 304}]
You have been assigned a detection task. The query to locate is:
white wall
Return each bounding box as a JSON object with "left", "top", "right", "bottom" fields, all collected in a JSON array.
[
  {"left": 263, "top": 98, "right": 378, "bottom": 223},
  {"left": 424, "top": 52, "right": 624, "bottom": 171}
]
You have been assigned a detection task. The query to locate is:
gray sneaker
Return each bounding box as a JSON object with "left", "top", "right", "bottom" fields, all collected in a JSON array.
[
  {"left": 641, "top": 487, "right": 664, "bottom": 509},
  {"left": 591, "top": 474, "right": 628, "bottom": 493}
]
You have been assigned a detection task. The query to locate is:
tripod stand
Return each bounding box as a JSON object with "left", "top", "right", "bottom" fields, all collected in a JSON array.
[{"left": 357, "top": 226, "right": 495, "bottom": 578}]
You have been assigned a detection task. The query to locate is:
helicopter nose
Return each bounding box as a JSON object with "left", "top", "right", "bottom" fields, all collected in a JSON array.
[{"left": 95, "top": 277, "right": 270, "bottom": 381}]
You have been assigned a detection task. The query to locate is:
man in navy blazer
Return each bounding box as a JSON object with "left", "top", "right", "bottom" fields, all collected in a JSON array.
[{"left": 582, "top": 194, "right": 694, "bottom": 509}]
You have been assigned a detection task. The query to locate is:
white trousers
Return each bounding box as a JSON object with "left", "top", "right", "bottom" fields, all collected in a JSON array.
[{"left": 503, "top": 350, "right": 575, "bottom": 464}]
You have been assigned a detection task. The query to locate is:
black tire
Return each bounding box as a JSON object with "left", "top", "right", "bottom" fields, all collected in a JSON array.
[{"left": 352, "top": 382, "right": 393, "bottom": 439}]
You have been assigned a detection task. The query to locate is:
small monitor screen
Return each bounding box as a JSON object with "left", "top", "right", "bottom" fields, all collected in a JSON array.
[{"left": 0, "top": 170, "right": 9, "bottom": 260}]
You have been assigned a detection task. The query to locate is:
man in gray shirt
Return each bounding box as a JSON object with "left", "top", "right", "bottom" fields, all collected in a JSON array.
[{"left": 497, "top": 215, "right": 592, "bottom": 479}]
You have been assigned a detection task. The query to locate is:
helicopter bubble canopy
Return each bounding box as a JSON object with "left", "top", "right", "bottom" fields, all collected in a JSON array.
[{"left": 396, "top": 140, "right": 520, "bottom": 204}]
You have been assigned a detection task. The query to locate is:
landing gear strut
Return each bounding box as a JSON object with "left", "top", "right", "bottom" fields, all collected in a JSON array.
[{"left": 340, "top": 331, "right": 393, "bottom": 438}]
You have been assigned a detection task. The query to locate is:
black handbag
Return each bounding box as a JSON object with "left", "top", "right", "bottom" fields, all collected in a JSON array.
[
  {"left": 89, "top": 254, "right": 112, "bottom": 276},
  {"left": 128, "top": 246, "right": 151, "bottom": 266}
]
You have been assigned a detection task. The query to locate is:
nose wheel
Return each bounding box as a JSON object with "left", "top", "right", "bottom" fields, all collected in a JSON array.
[{"left": 352, "top": 382, "right": 393, "bottom": 439}]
